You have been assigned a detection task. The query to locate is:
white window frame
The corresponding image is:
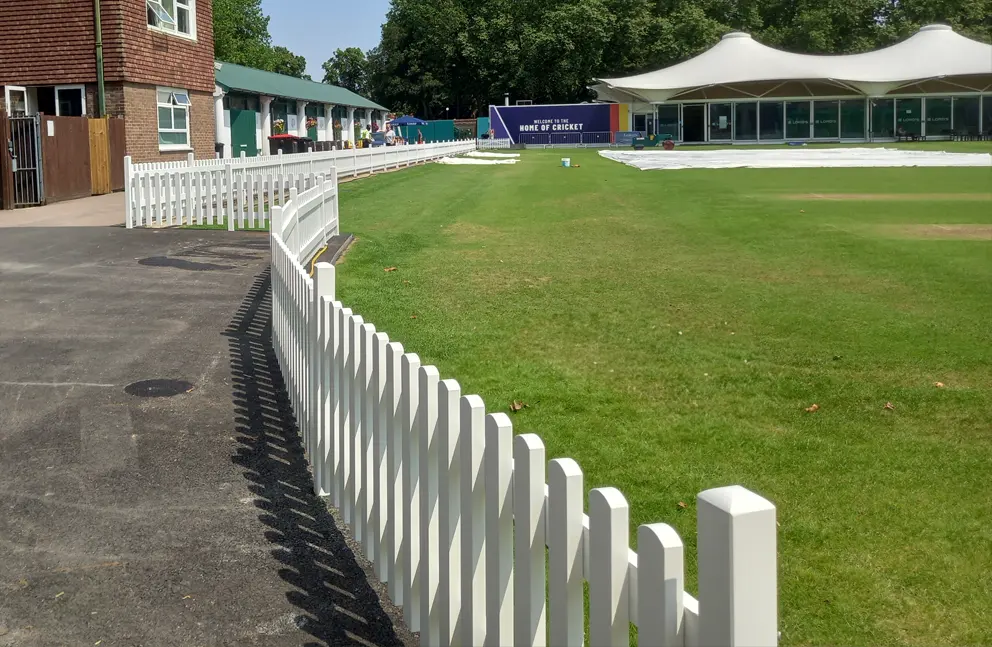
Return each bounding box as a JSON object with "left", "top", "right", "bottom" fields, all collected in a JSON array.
[
  {"left": 147, "top": 0, "right": 196, "bottom": 40},
  {"left": 54, "top": 84, "right": 87, "bottom": 117},
  {"left": 157, "top": 87, "right": 192, "bottom": 152},
  {"left": 4, "top": 85, "right": 29, "bottom": 116}
]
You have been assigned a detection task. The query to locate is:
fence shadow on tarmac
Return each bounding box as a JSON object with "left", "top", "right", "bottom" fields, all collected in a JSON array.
[{"left": 225, "top": 268, "right": 410, "bottom": 647}]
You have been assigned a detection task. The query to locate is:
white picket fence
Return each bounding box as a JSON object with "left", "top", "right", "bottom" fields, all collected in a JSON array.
[
  {"left": 477, "top": 138, "right": 514, "bottom": 150},
  {"left": 124, "top": 140, "right": 476, "bottom": 229},
  {"left": 270, "top": 172, "right": 778, "bottom": 647}
]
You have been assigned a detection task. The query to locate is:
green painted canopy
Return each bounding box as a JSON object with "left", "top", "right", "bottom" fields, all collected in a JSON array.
[{"left": 215, "top": 61, "right": 387, "bottom": 112}]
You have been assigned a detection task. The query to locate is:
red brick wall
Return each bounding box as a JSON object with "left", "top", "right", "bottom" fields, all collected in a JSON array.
[
  {"left": 0, "top": 1, "right": 214, "bottom": 93},
  {"left": 108, "top": 0, "right": 215, "bottom": 93},
  {"left": 0, "top": 1, "right": 96, "bottom": 85},
  {"left": 123, "top": 84, "right": 214, "bottom": 163}
]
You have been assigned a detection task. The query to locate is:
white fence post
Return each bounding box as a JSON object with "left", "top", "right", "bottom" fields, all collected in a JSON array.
[
  {"left": 313, "top": 262, "right": 335, "bottom": 497},
  {"left": 697, "top": 486, "right": 778, "bottom": 647},
  {"left": 548, "top": 458, "right": 584, "bottom": 647},
  {"left": 514, "top": 434, "right": 547, "bottom": 647},
  {"left": 485, "top": 412, "right": 513, "bottom": 647},
  {"left": 225, "top": 161, "right": 235, "bottom": 231},
  {"left": 419, "top": 365, "right": 441, "bottom": 646},
  {"left": 459, "top": 394, "right": 487, "bottom": 647},
  {"left": 589, "top": 487, "right": 630, "bottom": 647},
  {"left": 124, "top": 155, "right": 134, "bottom": 228}
]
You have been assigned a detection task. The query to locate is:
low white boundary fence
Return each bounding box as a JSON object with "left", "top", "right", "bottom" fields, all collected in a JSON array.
[
  {"left": 477, "top": 138, "right": 514, "bottom": 150},
  {"left": 270, "top": 172, "right": 778, "bottom": 647},
  {"left": 124, "top": 140, "right": 475, "bottom": 229}
]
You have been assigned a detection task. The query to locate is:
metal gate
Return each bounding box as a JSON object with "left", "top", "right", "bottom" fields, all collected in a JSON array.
[{"left": 10, "top": 115, "right": 44, "bottom": 206}]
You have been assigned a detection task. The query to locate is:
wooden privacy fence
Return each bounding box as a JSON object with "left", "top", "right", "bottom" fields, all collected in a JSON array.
[
  {"left": 270, "top": 171, "right": 780, "bottom": 647},
  {"left": 0, "top": 113, "right": 125, "bottom": 207},
  {"left": 40, "top": 115, "right": 124, "bottom": 203},
  {"left": 124, "top": 140, "right": 475, "bottom": 229}
]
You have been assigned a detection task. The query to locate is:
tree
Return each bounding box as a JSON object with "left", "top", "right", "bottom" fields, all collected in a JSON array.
[
  {"left": 213, "top": 0, "right": 272, "bottom": 69},
  {"left": 364, "top": 0, "right": 991, "bottom": 118},
  {"left": 271, "top": 46, "right": 310, "bottom": 80},
  {"left": 213, "top": 0, "right": 311, "bottom": 79},
  {"left": 322, "top": 48, "right": 369, "bottom": 94}
]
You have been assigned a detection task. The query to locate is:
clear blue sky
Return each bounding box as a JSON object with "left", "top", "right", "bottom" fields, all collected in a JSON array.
[{"left": 262, "top": 0, "right": 391, "bottom": 80}]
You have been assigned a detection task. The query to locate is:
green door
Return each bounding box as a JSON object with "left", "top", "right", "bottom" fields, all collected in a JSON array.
[{"left": 230, "top": 108, "right": 259, "bottom": 157}]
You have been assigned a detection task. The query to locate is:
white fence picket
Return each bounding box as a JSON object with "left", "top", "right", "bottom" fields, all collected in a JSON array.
[
  {"left": 637, "top": 523, "right": 684, "bottom": 647},
  {"left": 337, "top": 307, "right": 353, "bottom": 516},
  {"left": 348, "top": 315, "right": 367, "bottom": 535},
  {"left": 548, "top": 458, "right": 584, "bottom": 647},
  {"left": 589, "top": 487, "right": 630, "bottom": 647},
  {"left": 419, "top": 365, "right": 441, "bottom": 646},
  {"left": 371, "top": 331, "right": 389, "bottom": 574},
  {"left": 514, "top": 434, "right": 547, "bottom": 647},
  {"left": 438, "top": 379, "right": 462, "bottom": 647},
  {"left": 401, "top": 352, "right": 422, "bottom": 632},
  {"left": 359, "top": 322, "right": 377, "bottom": 551},
  {"left": 260, "top": 149, "right": 778, "bottom": 647},
  {"left": 485, "top": 413, "right": 514, "bottom": 647},
  {"left": 459, "top": 394, "right": 487, "bottom": 647},
  {"left": 385, "top": 341, "right": 406, "bottom": 602}
]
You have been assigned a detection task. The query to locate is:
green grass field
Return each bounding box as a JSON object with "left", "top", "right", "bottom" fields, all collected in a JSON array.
[{"left": 335, "top": 145, "right": 991, "bottom": 646}]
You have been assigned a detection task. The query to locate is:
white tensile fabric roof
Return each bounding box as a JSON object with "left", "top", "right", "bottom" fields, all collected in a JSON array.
[{"left": 595, "top": 25, "right": 992, "bottom": 102}]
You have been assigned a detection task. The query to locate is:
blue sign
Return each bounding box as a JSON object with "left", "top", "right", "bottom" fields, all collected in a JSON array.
[{"left": 490, "top": 104, "right": 614, "bottom": 144}]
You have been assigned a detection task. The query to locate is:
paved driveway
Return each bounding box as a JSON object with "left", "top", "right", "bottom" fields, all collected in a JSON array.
[
  {"left": 0, "top": 227, "right": 412, "bottom": 646},
  {"left": 0, "top": 193, "right": 127, "bottom": 228}
]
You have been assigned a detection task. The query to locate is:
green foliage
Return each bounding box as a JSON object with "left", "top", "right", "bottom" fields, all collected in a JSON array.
[
  {"left": 321, "top": 48, "right": 369, "bottom": 94},
  {"left": 365, "top": 0, "right": 992, "bottom": 117},
  {"left": 213, "top": 0, "right": 310, "bottom": 79},
  {"left": 270, "top": 46, "right": 310, "bottom": 80}
]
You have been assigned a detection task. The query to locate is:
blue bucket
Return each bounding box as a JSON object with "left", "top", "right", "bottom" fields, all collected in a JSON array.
[{"left": 561, "top": 158, "right": 571, "bottom": 168}]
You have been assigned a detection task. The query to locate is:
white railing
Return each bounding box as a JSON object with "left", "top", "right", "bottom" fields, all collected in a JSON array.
[
  {"left": 477, "top": 138, "right": 513, "bottom": 150},
  {"left": 270, "top": 171, "right": 779, "bottom": 647},
  {"left": 124, "top": 140, "right": 476, "bottom": 229}
]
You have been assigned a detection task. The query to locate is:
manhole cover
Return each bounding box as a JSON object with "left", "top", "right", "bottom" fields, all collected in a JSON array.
[{"left": 124, "top": 379, "right": 195, "bottom": 398}]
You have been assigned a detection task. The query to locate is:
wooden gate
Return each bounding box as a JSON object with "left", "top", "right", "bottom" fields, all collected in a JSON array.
[
  {"left": 41, "top": 116, "right": 92, "bottom": 203},
  {"left": 89, "top": 118, "right": 111, "bottom": 195}
]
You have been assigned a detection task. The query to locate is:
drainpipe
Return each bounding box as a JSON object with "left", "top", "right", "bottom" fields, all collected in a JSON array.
[{"left": 93, "top": 0, "right": 106, "bottom": 117}]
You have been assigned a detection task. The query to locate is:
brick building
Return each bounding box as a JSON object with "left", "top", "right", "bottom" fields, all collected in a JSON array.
[{"left": 0, "top": 0, "right": 215, "bottom": 162}]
